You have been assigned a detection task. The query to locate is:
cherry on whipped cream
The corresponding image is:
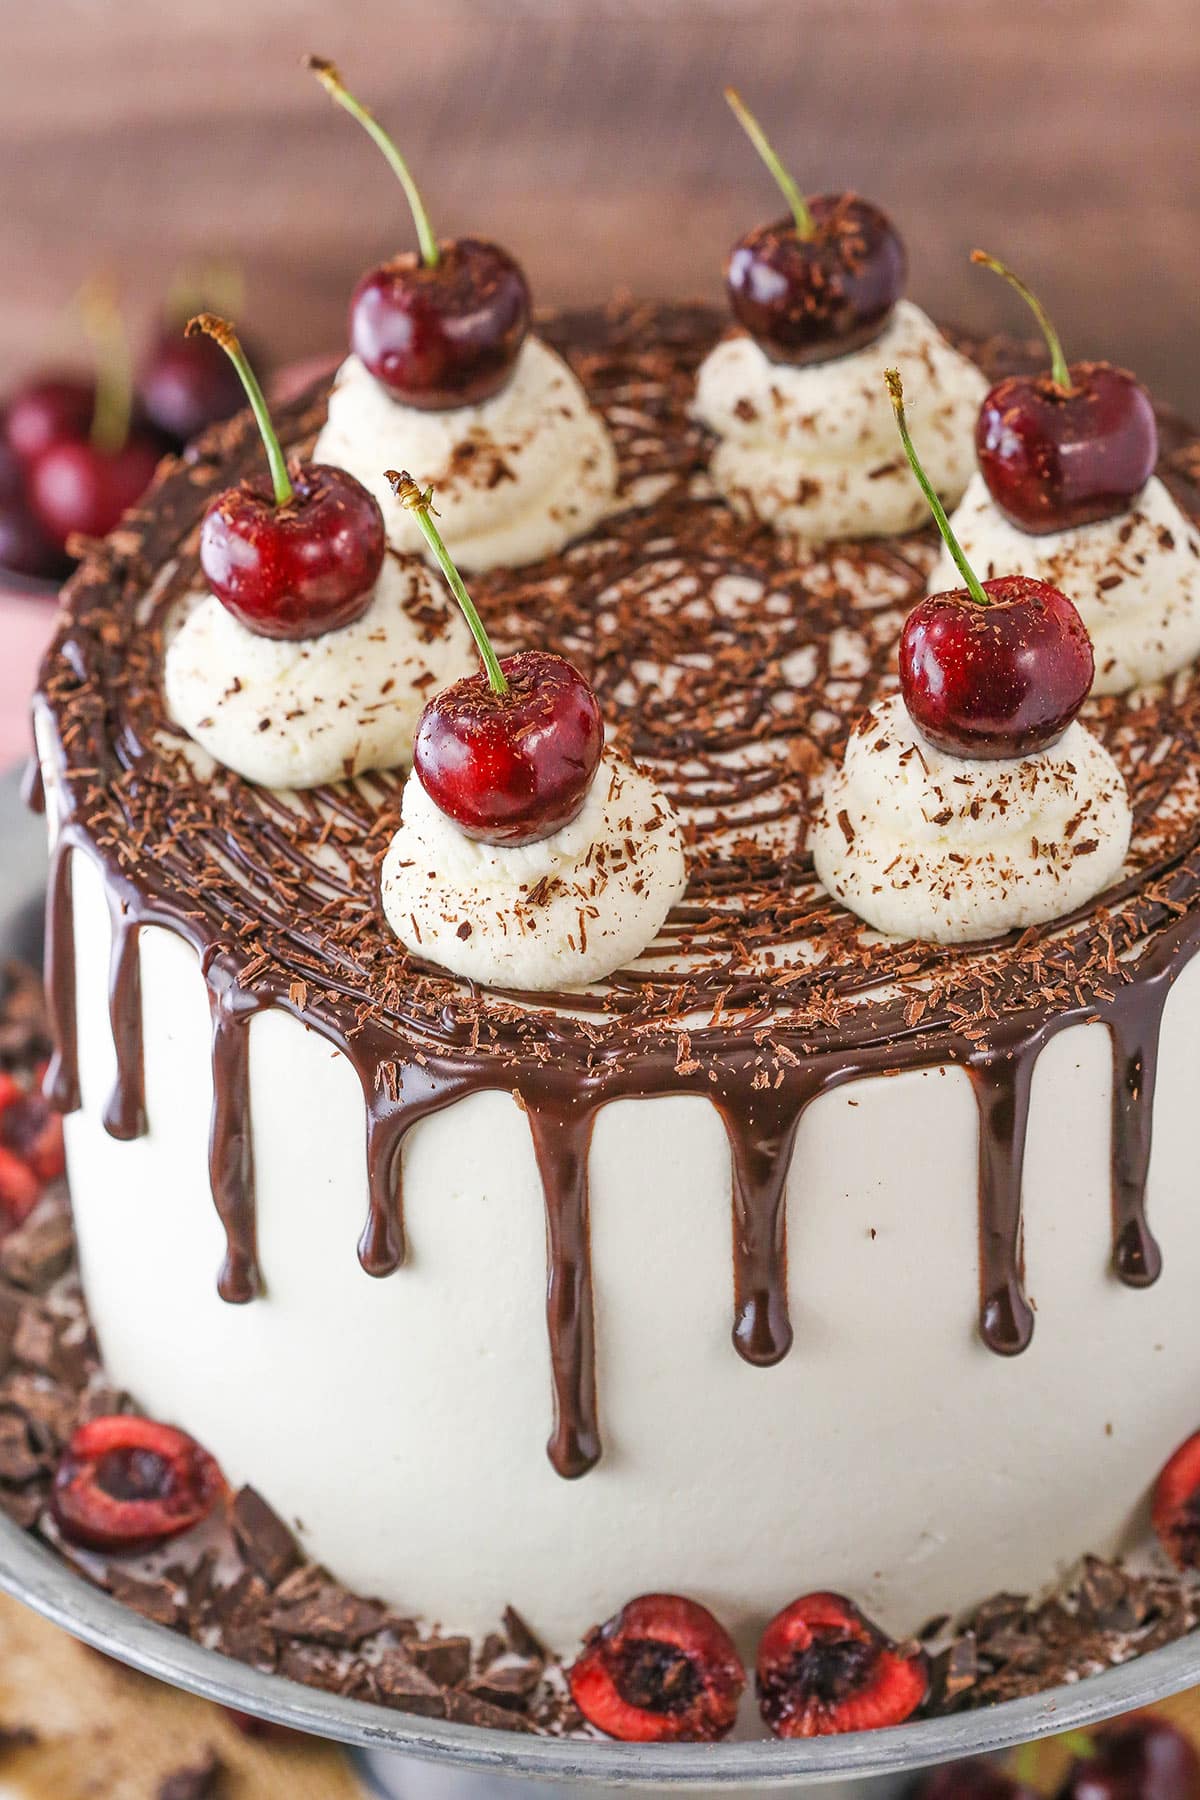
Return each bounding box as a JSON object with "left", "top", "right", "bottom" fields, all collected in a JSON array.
[
  {"left": 887, "top": 369, "right": 1093, "bottom": 758},
  {"left": 308, "top": 57, "right": 530, "bottom": 410},
  {"left": 387, "top": 471, "right": 603, "bottom": 845},
  {"left": 1152, "top": 1429, "right": 1200, "bottom": 1569},
  {"left": 723, "top": 88, "right": 905, "bottom": 367},
  {"left": 971, "top": 252, "right": 1157, "bottom": 536},
  {"left": 568, "top": 1593, "right": 745, "bottom": 1742},
  {"left": 1058, "top": 1717, "right": 1200, "bottom": 1800},
  {"left": 756, "top": 1591, "right": 927, "bottom": 1738},
  {"left": 189, "top": 314, "right": 384, "bottom": 640},
  {"left": 52, "top": 1415, "right": 226, "bottom": 1552}
]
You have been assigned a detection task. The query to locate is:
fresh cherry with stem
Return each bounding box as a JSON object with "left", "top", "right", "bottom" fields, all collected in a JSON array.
[
  {"left": 189, "top": 313, "right": 384, "bottom": 640},
  {"left": 971, "top": 251, "right": 1158, "bottom": 535},
  {"left": 723, "top": 87, "right": 906, "bottom": 366},
  {"left": 887, "top": 368, "right": 1094, "bottom": 758},
  {"left": 27, "top": 281, "right": 160, "bottom": 549},
  {"left": 388, "top": 470, "right": 603, "bottom": 846},
  {"left": 307, "top": 56, "right": 530, "bottom": 409}
]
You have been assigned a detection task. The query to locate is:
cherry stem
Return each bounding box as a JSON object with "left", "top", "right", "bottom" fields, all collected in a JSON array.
[
  {"left": 306, "top": 57, "right": 440, "bottom": 269},
  {"left": 185, "top": 314, "right": 293, "bottom": 507},
  {"left": 385, "top": 471, "right": 508, "bottom": 695},
  {"left": 724, "top": 87, "right": 815, "bottom": 239},
  {"left": 971, "top": 250, "right": 1073, "bottom": 393},
  {"left": 78, "top": 276, "right": 132, "bottom": 457},
  {"left": 885, "top": 368, "right": 989, "bottom": 607}
]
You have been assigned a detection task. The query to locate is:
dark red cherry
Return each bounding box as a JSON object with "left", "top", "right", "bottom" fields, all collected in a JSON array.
[
  {"left": 0, "top": 1071, "right": 65, "bottom": 1182},
  {"left": 901, "top": 576, "right": 1093, "bottom": 759},
  {"left": 887, "top": 369, "right": 1093, "bottom": 758},
  {"left": 1058, "top": 1717, "right": 1200, "bottom": 1800},
  {"left": 756, "top": 1591, "right": 927, "bottom": 1738},
  {"left": 724, "top": 90, "right": 905, "bottom": 366},
  {"left": 568, "top": 1594, "right": 745, "bottom": 1743},
  {"left": 308, "top": 57, "right": 529, "bottom": 409},
  {"left": 917, "top": 1760, "right": 1039, "bottom": 1800},
  {"left": 137, "top": 324, "right": 251, "bottom": 446},
  {"left": 390, "top": 471, "right": 605, "bottom": 845},
  {"left": 189, "top": 314, "right": 384, "bottom": 640},
  {"left": 28, "top": 434, "right": 160, "bottom": 549},
  {"left": 1152, "top": 1429, "right": 1200, "bottom": 1568},
  {"left": 5, "top": 377, "right": 95, "bottom": 466},
  {"left": 971, "top": 253, "right": 1157, "bottom": 534},
  {"left": 52, "top": 1415, "right": 226, "bottom": 1551}
]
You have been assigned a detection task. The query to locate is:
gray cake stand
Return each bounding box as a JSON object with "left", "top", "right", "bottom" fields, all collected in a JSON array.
[{"left": 3, "top": 762, "right": 1199, "bottom": 1795}]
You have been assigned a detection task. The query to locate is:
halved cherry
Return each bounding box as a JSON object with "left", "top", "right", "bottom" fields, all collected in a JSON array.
[
  {"left": 568, "top": 1594, "right": 745, "bottom": 1742},
  {"left": 0, "top": 1145, "right": 39, "bottom": 1227},
  {"left": 1152, "top": 1430, "right": 1200, "bottom": 1569},
  {"left": 756, "top": 1592, "right": 927, "bottom": 1738},
  {"left": 0, "top": 1070, "right": 65, "bottom": 1184},
  {"left": 52, "top": 1416, "right": 226, "bottom": 1552}
]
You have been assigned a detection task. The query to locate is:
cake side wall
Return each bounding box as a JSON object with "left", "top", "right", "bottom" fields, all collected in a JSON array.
[{"left": 56, "top": 842, "right": 1200, "bottom": 1654}]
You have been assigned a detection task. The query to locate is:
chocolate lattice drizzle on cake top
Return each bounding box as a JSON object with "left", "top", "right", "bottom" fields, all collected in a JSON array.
[{"left": 32, "top": 302, "right": 1200, "bottom": 1477}]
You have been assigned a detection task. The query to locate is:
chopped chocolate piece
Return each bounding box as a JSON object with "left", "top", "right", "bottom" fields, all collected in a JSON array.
[
  {"left": 502, "top": 1604, "right": 547, "bottom": 1662},
  {"left": 408, "top": 1634, "right": 472, "bottom": 1688},
  {"left": 0, "top": 1372, "right": 76, "bottom": 1446},
  {"left": 0, "top": 963, "right": 50, "bottom": 1068},
  {"left": 106, "top": 1569, "right": 184, "bottom": 1630},
  {"left": 231, "top": 1485, "right": 300, "bottom": 1586},
  {"left": 927, "top": 1632, "right": 978, "bottom": 1711},
  {"left": 0, "top": 1409, "right": 46, "bottom": 1484},
  {"left": 373, "top": 1649, "right": 448, "bottom": 1717},
  {"left": 445, "top": 1689, "right": 533, "bottom": 1733},
  {"left": 0, "top": 1482, "right": 45, "bottom": 1528},
  {"left": 277, "top": 1641, "right": 349, "bottom": 1694},
  {"left": 0, "top": 1285, "right": 24, "bottom": 1376},
  {"left": 0, "top": 1205, "right": 73, "bottom": 1291},
  {"left": 268, "top": 1570, "right": 387, "bottom": 1647},
  {"left": 464, "top": 1657, "right": 543, "bottom": 1710},
  {"left": 12, "top": 1304, "right": 62, "bottom": 1377},
  {"left": 158, "top": 1747, "right": 224, "bottom": 1799}
]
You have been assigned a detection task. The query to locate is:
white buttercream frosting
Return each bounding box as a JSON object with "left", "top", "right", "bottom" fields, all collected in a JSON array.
[
  {"left": 810, "top": 692, "right": 1131, "bottom": 943},
  {"left": 932, "top": 474, "right": 1200, "bottom": 695},
  {"left": 313, "top": 337, "right": 618, "bottom": 573},
  {"left": 693, "top": 300, "right": 987, "bottom": 541},
  {"left": 163, "top": 552, "right": 473, "bottom": 790},
  {"left": 380, "top": 752, "right": 686, "bottom": 989}
]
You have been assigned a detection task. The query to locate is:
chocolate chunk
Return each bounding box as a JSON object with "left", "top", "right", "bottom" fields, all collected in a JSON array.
[
  {"left": 408, "top": 1635, "right": 471, "bottom": 1688},
  {"left": 445, "top": 1689, "right": 533, "bottom": 1733},
  {"left": 268, "top": 1568, "right": 387, "bottom": 1647},
  {"left": 0, "top": 963, "right": 50, "bottom": 1068},
  {"left": 277, "top": 1641, "right": 350, "bottom": 1694},
  {"left": 0, "top": 1410, "right": 46, "bottom": 1484},
  {"left": 158, "top": 1747, "right": 224, "bottom": 1799},
  {"left": 12, "top": 1304, "right": 62, "bottom": 1377},
  {"left": 464, "top": 1657, "right": 542, "bottom": 1711},
  {"left": 373, "top": 1649, "right": 448, "bottom": 1717},
  {"left": 0, "top": 1285, "right": 24, "bottom": 1376},
  {"left": 106, "top": 1569, "right": 184, "bottom": 1630},
  {"left": 231, "top": 1485, "right": 300, "bottom": 1587},
  {"left": 0, "top": 1205, "right": 73, "bottom": 1291},
  {"left": 502, "top": 1604, "right": 547, "bottom": 1662}
]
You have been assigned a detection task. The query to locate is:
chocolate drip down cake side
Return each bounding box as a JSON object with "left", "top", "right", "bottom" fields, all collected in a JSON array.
[{"left": 25, "top": 70, "right": 1200, "bottom": 1750}]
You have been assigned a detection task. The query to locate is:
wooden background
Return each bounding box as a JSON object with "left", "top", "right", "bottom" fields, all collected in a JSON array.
[{"left": 4, "top": 0, "right": 1200, "bottom": 412}]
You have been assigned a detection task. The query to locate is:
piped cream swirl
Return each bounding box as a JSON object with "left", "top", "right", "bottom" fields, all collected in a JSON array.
[{"left": 810, "top": 693, "right": 1131, "bottom": 944}]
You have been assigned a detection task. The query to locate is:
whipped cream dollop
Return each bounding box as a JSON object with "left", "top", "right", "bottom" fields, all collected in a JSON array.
[
  {"left": 693, "top": 300, "right": 987, "bottom": 541},
  {"left": 164, "top": 552, "right": 473, "bottom": 789},
  {"left": 810, "top": 693, "right": 1131, "bottom": 944},
  {"left": 932, "top": 474, "right": 1200, "bottom": 695},
  {"left": 381, "top": 752, "right": 686, "bottom": 989},
  {"left": 313, "top": 337, "right": 618, "bottom": 573}
]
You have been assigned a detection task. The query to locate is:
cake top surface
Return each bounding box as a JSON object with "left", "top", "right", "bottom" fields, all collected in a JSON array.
[{"left": 36, "top": 302, "right": 1200, "bottom": 1087}]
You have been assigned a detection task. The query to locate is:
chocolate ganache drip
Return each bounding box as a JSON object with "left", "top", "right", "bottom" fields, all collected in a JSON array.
[{"left": 31, "top": 304, "right": 1200, "bottom": 1476}]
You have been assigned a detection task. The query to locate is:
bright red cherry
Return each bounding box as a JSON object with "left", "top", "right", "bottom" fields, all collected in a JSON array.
[
  {"left": 888, "top": 370, "right": 1093, "bottom": 758},
  {"left": 189, "top": 314, "right": 384, "bottom": 640},
  {"left": 52, "top": 1415, "right": 226, "bottom": 1551},
  {"left": 4, "top": 377, "right": 95, "bottom": 467},
  {"left": 1151, "top": 1428, "right": 1200, "bottom": 1568},
  {"left": 568, "top": 1594, "right": 745, "bottom": 1743},
  {"left": 1058, "top": 1717, "right": 1200, "bottom": 1800},
  {"left": 308, "top": 57, "right": 530, "bottom": 409},
  {"left": 756, "top": 1592, "right": 928, "bottom": 1738},
  {"left": 971, "top": 252, "right": 1157, "bottom": 535},
  {"left": 389, "top": 472, "right": 604, "bottom": 846},
  {"left": 724, "top": 89, "right": 906, "bottom": 366}
]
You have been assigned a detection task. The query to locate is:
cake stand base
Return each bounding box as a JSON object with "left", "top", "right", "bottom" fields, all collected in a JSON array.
[{"left": 357, "top": 1747, "right": 907, "bottom": 1799}]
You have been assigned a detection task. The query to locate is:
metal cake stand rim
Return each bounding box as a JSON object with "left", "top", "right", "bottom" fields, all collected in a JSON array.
[{"left": 1, "top": 1515, "right": 1198, "bottom": 1789}]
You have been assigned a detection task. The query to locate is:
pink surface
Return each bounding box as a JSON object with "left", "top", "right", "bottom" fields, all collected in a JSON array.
[{"left": 0, "top": 591, "right": 56, "bottom": 770}]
